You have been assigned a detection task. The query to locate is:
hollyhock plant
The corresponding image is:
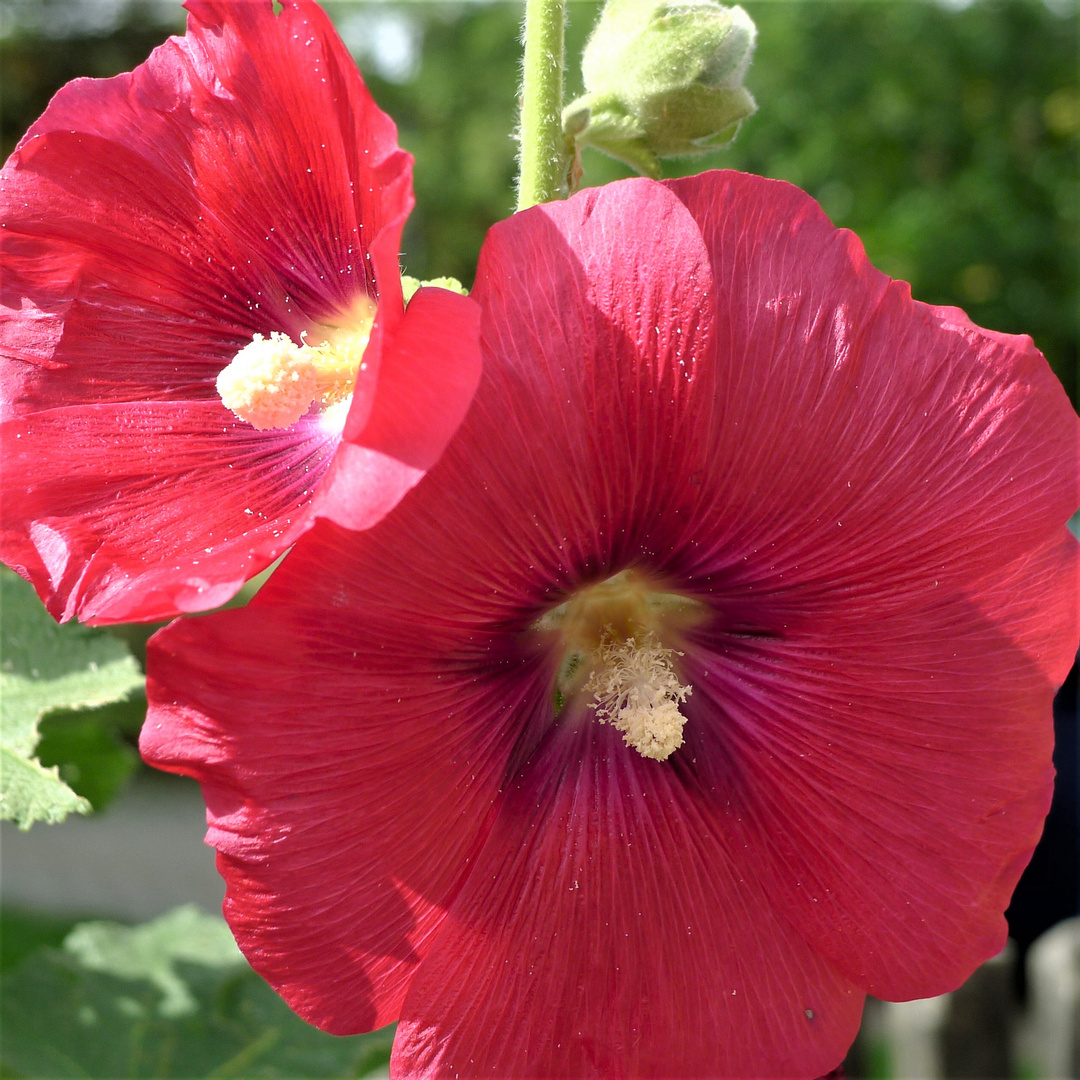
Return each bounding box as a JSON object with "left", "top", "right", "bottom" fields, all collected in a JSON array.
[
  {"left": 143, "top": 171, "right": 1079, "bottom": 1077},
  {"left": 0, "top": 0, "right": 481, "bottom": 625}
]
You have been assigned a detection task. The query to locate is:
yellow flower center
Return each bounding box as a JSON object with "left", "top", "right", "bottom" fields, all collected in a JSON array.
[
  {"left": 537, "top": 569, "right": 707, "bottom": 761},
  {"left": 216, "top": 297, "right": 376, "bottom": 431},
  {"left": 584, "top": 630, "right": 692, "bottom": 760}
]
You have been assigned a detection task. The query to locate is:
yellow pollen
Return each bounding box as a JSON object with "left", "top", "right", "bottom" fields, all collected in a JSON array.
[
  {"left": 584, "top": 631, "right": 691, "bottom": 761},
  {"left": 217, "top": 300, "right": 375, "bottom": 431},
  {"left": 536, "top": 570, "right": 706, "bottom": 760}
]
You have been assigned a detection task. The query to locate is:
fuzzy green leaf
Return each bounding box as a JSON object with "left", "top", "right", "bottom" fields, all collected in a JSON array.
[{"left": 0, "top": 568, "right": 144, "bottom": 828}]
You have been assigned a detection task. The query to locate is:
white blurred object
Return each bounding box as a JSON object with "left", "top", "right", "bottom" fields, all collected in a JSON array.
[
  {"left": 0, "top": 771, "right": 222, "bottom": 921},
  {"left": 877, "top": 943, "right": 1018, "bottom": 1079},
  {"left": 883, "top": 993, "right": 950, "bottom": 1079},
  {"left": 336, "top": 8, "right": 423, "bottom": 84},
  {"left": 1021, "top": 917, "right": 1080, "bottom": 1080}
]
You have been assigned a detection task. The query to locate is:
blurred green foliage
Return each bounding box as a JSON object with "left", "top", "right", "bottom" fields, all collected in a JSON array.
[
  {"left": 0, "top": 906, "right": 83, "bottom": 973},
  {"left": 1, "top": 0, "right": 1074, "bottom": 401},
  {"left": 0, "top": 907, "right": 395, "bottom": 1078},
  {"left": 730, "top": 0, "right": 1079, "bottom": 405}
]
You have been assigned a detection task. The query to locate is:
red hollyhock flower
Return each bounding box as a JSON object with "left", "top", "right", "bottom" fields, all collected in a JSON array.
[
  {"left": 143, "top": 172, "right": 1080, "bottom": 1077},
  {"left": 0, "top": 0, "right": 480, "bottom": 624}
]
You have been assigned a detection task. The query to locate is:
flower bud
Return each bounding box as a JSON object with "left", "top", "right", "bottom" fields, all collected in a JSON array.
[
  {"left": 563, "top": 0, "right": 757, "bottom": 178},
  {"left": 401, "top": 275, "right": 467, "bottom": 304}
]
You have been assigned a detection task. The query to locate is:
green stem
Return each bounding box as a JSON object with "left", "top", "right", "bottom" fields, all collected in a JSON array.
[{"left": 517, "top": 0, "right": 569, "bottom": 211}]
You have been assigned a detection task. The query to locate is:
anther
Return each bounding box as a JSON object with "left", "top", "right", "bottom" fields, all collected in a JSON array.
[
  {"left": 583, "top": 630, "right": 691, "bottom": 761},
  {"left": 217, "top": 333, "right": 320, "bottom": 430},
  {"left": 217, "top": 299, "right": 375, "bottom": 431}
]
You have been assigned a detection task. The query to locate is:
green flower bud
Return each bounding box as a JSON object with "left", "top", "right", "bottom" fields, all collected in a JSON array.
[
  {"left": 563, "top": 0, "right": 757, "bottom": 178},
  {"left": 401, "top": 275, "right": 468, "bottom": 304}
]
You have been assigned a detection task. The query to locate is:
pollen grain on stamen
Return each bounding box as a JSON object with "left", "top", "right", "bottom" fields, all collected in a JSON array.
[
  {"left": 584, "top": 630, "right": 691, "bottom": 761},
  {"left": 217, "top": 332, "right": 319, "bottom": 431},
  {"left": 217, "top": 299, "right": 375, "bottom": 431}
]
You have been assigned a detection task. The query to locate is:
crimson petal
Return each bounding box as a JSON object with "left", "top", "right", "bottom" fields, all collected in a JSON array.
[
  {"left": 683, "top": 530, "right": 1077, "bottom": 1002},
  {"left": 143, "top": 519, "right": 536, "bottom": 1032},
  {"left": 392, "top": 718, "right": 864, "bottom": 1079},
  {"left": 0, "top": 402, "right": 334, "bottom": 623},
  {"left": 0, "top": 0, "right": 479, "bottom": 622}
]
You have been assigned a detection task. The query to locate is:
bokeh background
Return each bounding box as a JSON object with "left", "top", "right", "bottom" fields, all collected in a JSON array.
[{"left": 0, "top": 1, "right": 1077, "bottom": 1077}]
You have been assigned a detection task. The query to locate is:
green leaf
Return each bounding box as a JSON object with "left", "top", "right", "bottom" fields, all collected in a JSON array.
[
  {"left": 0, "top": 906, "right": 83, "bottom": 974},
  {"left": 0, "top": 569, "right": 145, "bottom": 829},
  {"left": 63, "top": 906, "right": 245, "bottom": 1019},
  {"left": 0, "top": 751, "right": 87, "bottom": 832},
  {"left": 36, "top": 700, "right": 143, "bottom": 812},
  {"left": 0, "top": 907, "right": 395, "bottom": 1078}
]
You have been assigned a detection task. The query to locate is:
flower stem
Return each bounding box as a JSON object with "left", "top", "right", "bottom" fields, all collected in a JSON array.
[{"left": 517, "top": 0, "right": 569, "bottom": 211}]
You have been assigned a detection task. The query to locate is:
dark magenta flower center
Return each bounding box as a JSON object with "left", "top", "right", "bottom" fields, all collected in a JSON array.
[{"left": 537, "top": 569, "right": 707, "bottom": 759}]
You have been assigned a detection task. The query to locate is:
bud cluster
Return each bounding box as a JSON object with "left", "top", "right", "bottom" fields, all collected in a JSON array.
[{"left": 563, "top": 0, "right": 757, "bottom": 178}]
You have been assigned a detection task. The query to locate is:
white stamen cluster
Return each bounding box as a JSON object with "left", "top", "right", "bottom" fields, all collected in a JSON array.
[
  {"left": 216, "top": 313, "right": 372, "bottom": 431},
  {"left": 217, "top": 333, "right": 320, "bottom": 431},
  {"left": 583, "top": 631, "right": 691, "bottom": 761}
]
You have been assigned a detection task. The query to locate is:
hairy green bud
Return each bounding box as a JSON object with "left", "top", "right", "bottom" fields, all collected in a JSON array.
[{"left": 563, "top": 0, "right": 757, "bottom": 178}]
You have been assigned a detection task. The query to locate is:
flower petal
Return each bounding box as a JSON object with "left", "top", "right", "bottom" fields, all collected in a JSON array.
[
  {"left": 142, "top": 520, "right": 541, "bottom": 1032},
  {"left": 451, "top": 177, "right": 721, "bottom": 585},
  {"left": 316, "top": 286, "right": 483, "bottom": 531},
  {"left": 659, "top": 170, "right": 1079, "bottom": 598},
  {"left": 680, "top": 528, "right": 1078, "bottom": 1003},
  {"left": 0, "top": 0, "right": 470, "bottom": 622},
  {"left": 0, "top": 402, "right": 335, "bottom": 623},
  {"left": 392, "top": 718, "right": 864, "bottom": 1079}
]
